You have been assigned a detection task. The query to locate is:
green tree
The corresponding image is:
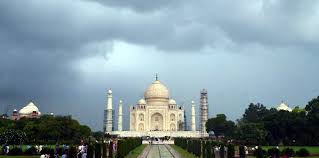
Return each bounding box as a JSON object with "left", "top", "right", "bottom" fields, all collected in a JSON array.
[
  {"left": 235, "top": 123, "right": 266, "bottom": 145},
  {"left": 206, "top": 114, "right": 235, "bottom": 137},
  {"left": 242, "top": 103, "right": 269, "bottom": 123}
]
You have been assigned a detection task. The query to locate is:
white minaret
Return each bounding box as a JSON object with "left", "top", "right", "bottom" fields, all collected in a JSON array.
[
  {"left": 105, "top": 89, "right": 113, "bottom": 133},
  {"left": 191, "top": 100, "right": 196, "bottom": 131},
  {"left": 118, "top": 100, "right": 123, "bottom": 131}
]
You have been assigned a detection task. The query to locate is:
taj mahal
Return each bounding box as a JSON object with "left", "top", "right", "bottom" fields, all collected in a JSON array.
[{"left": 104, "top": 76, "right": 209, "bottom": 138}]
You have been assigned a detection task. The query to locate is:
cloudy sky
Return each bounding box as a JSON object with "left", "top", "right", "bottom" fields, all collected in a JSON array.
[{"left": 1, "top": 0, "right": 319, "bottom": 131}]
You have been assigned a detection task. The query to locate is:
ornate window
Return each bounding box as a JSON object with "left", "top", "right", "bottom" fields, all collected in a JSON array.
[
  {"left": 139, "top": 114, "right": 144, "bottom": 121},
  {"left": 170, "top": 114, "right": 176, "bottom": 121},
  {"left": 170, "top": 123, "right": 176, "bottom": 131}
]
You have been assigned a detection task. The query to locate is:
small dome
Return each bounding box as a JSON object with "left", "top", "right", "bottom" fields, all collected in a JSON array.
[
  {"left": 138, "top": 99, "right": 146, "bottom": 105},
  {"left": 108, "top": 89, "right": 112, "bottom": 94},
  {"left": 19, "top": 101, "right": 40, "bottom": 115},
  {"left": 169, "top": 99, "right": 176, "bottom": 105},
  {"left": 276, "top": 102, "right": 292, "bottom": 112},
  {"left": 144, "top": 80, "right": 169, "bottom": 100}
]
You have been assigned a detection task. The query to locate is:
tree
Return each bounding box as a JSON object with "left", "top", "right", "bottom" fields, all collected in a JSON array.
[
  {"left": 235, "top": 123, "right": 266, "bottom": 145},
  {"left": 242, "top": 103, "right": 269, "bottom": 123},
  {"left": 206, "top": 114, "right": 235, "bottom": 137}
]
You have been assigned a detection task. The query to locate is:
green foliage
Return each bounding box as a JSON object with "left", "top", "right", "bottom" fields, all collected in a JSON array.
[
  {"left": 87, "top": 144, "right": 94, "bottom": 158},
  {"left": 24, "top": 146, "right": 37, "bottom": 155},
  {"left": 242, "top": 103, "right": 269, "bottom": 123},
  {"left": 206, "top": 114, "right": 235, "bottom": 137},
  {"left": 175, "top": 138, "right": 207, "bottom": 157},
  {"left": 68, "top": 145, "right": 77, "bottom": 158},
  {"left": 239, "top": 146, "right": 245, "bottom": 158},
  {"left": 40, "top": 147, "right": 54, "bottom": 156},
  {"left": 267, "top": 148, "right": 280, "bottom": 158},
  {"left": 235, "top": 123, "right": 266, "bottom": 145},
  {"left": 227, "top": 144, "right": 235, "bottom": 158},
  {"left": 116, "top": 138, "right": 142, "bottom": 158},
  {"left": 282, "top": 148, "right": 295, "bottom": 157},
  {"left": 8, "top": 147, "right": 23, "bottom": 156},
  {"left": 296, "top": 148, "right": 310, "bottom": 157},
  {"left": 0, "top": 115, "right": 91, "bottom": 144},
  {"left": 94, "top": 143, "right": 101, "bottom": 158},
  {"left": 220, "top": 144, "right": 225, "bottom": 158},
  {"left": 102, "top": 143, "right": 107, "bottom": 158},
  {"left": 0, "top": 129, "right": 26, "bottom": 145},
  {"left": 254, "top": 146, "right": 265, "bottom": 158}
]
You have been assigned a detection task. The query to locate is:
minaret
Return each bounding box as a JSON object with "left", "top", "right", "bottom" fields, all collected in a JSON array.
[
  {"left": 191, "top": 101, "right": 196, "bottom": 131},
  {"left": 118, "top": 100, "right": 123, "bottom": 131},
  {"left": 104, "top": 89, "right": 113, "bottom": 133},
  {"left": 200, "top": 89, "right": 209, "bottom": 133}
]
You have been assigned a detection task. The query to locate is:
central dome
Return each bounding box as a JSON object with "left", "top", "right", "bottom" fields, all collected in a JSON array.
[{"left": 144, "top": 80, "right": 169, "bottom": 100}]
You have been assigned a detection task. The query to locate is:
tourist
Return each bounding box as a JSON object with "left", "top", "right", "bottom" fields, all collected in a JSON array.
[
  {"left": 61, "top": 151, "right": 67, "bottom": 158},
  {"left": 5, "top": 144, "right": 9, "bottom": 154}
]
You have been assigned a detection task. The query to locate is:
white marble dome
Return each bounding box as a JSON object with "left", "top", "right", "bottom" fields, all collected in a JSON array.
[
  {"left": 19, "top": 101, "right": 40, "bottom": 115},
  {"left": 144, "top": 80, "right": 169, "bottom": 100},
  {"left": 276, "top": 102, "right": 292, "bottom": 112},
  {"left": 169, "top": 99, "right": 176, "bottom": 105},
  {"left": 138, "top": 99, "right": 146, "bottom": 105}
]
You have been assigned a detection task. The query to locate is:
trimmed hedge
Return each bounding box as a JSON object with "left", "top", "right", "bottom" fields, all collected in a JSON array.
[
  {"left": 296, "top": 148, "right": 310, "bottom": 157},
  {"left": 116, "top": 138, "right": 142, "bottom": 158},
  {"left": 8, "top": 147, "right": 23, "bottom": 155},
  {"left": 175, "top": 138, "right": 229, "bottom": 158},
  {"left": 24, "top": 146, "right": 37, "bottom": 155},
  {"left": 282, "top": 148, "right": 295, "bottom": 157},
  {"left": 227, "top": 144, "right": 235, "bottom": 158},
  {"left": 267, "top": 147, "right": 280, "bottom": 158},
  {"left": 239, "top": 146, "right": 245, "bottom": 158}
]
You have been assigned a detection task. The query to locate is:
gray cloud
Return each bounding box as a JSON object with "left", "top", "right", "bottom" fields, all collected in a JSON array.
[{"left": 0, "top": 0, "right": 319, "bottom": 130}]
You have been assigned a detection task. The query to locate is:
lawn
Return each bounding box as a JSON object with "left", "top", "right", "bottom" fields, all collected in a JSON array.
[
  {"left": 170, "top": 145, "right": 198, "bottom": 158},
  {"left": 0, "top": 156, "right": 39, "bottom": 158},
  {"left": 261, "top": 146, "right": 319, "bottom": 154},
  {"left": 125, "top": 144, "right": 147, "bottom": 158}
]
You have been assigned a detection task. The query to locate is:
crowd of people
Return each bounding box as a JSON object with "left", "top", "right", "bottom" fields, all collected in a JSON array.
[{"left": 1, "top": 140, "right": 88, "bottom": 158}]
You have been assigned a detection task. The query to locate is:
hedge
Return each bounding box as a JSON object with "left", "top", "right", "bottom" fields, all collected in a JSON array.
[
  {"left": 175, "top": 138, "right": 227, "bottom": 158},
  {"left": 116, "top": 138, "right": 142, "bottom": 158}
]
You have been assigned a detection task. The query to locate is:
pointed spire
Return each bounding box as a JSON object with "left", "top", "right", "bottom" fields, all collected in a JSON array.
[{"left": 155, "top": 73, "right": 158, "bottom": 81}]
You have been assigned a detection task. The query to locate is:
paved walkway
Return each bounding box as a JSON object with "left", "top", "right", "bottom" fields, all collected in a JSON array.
[{"left": 138, "top": 144, "right": 180, "bottom": 158}]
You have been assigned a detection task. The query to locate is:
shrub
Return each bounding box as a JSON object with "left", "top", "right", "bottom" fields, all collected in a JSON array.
[
  {"left": 220, "top": 144, "right": 225, "bottom": 158},
  {"left": 94, "top": 143, "right": 101, "bottom": 158},
  {"left": 40, "top": 147, "right": 54, "bottom": 157},
  {"left": 87, "top": 144, "right": 94, "bottom": 158},
  {"left": 117, "top": 138, "right": 142, "bottom": 158},
  {"left": 254, "top": 146, "right": 265, "bottom": 158},
  {"left": 8, "top": 147, "right": 23, "bottom": 155},
  {"left": 227, "top": 144, "right": 235, "bottom": 158},
  {"left": 68, "top": 145, "right": 78, "bottom": 158},
  {"left": 239, "top": 146, "right": 245, "bottom": 158},
  {"left": 282, "top": 148, "right": 295, "bottom": 157},
  {"left": 267, "top": 148, "right": 280, "bottom": 158},
  {"left": 24, "top": 146, "right": 37, "bottom": 155},
  {"left": 296, "top": 148, "right": 310, "bottom": 157}
]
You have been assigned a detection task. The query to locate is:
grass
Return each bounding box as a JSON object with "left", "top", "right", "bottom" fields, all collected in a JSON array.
[
  {"left": 0, "top": 156, "right": 39, "bottom": 158},
  {"left": 261, "top": 146, "right": 319, "bottom": 154},
  {"left": 248, "top": 156, "right": 319, "bottom": 158},
  {"left": 125, "top": 144, "right": 147, "bottom": 158},
  {"left": 170, "top": 145, "right": 198, "bottom": 158}
]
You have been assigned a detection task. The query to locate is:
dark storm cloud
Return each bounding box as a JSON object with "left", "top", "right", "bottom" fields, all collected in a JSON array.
[{"left": 1, "top": 0, "right": 319, "bottom": 130}]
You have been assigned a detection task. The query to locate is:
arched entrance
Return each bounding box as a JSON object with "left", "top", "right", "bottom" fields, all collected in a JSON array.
[{"left": 151, "top": 113, "right": 163, "bottom": 131}]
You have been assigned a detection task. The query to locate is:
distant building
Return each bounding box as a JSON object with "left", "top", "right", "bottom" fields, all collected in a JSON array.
[
  {"left": 1, "top": 114, "right": 8, "bottom": 119},
  {"left": 11, "top": 101, "right": 41, "bottom": 120},
  {"left": 276, "top": 101, "right": 292, "bottom": 112}
]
